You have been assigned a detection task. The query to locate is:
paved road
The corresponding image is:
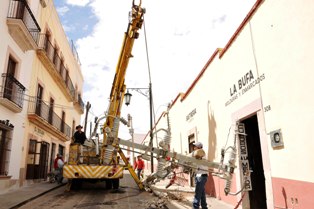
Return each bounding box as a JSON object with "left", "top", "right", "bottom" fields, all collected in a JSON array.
[{"left": 17, "top": 175, "right": 184, "bottom": 209}]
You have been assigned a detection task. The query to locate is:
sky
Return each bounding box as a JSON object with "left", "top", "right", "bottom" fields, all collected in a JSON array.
[{"left": 54, "top": 0, "right": 256, "bottom": 139}]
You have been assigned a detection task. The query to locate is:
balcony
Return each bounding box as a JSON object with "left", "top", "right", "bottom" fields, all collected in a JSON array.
[
  {"left": 0, "top": 73, "right": 25, "bottom": 113},
  {"left": 36, "top": 34, "right": 76, "bottom": 102},
  {"left": 7, "top": 0, "right": 41, "bottom": 52},
  {"left": 74, "top": 94, "right": 84, "bottom": 114},
  {"left": 27, "top": 97, "right": 71, "bottom": 142}
]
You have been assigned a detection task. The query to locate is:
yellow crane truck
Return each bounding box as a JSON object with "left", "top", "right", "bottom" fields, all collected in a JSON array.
[{"left": 63, "top": 0, "right": 145, "bottom": 191}]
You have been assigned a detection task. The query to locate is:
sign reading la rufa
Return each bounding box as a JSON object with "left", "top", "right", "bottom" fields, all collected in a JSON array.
[{"left": 225, "top": 70, "right": 265, "bottom": 106}]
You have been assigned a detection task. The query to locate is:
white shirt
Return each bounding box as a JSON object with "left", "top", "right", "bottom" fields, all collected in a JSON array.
[
  {"left": 195, "top": 164, "right": 208, "bottom": 176},
  {"left": 57, "top": 159, "right": 64, "bottom": 168}
]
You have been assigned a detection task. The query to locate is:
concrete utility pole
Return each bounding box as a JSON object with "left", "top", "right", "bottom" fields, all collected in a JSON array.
[
  {"left": 84, "top": 101, "right": 91, "bottom": 131},
  {"left": 128, "top": 114, "right": 135, "bottom": 166}
]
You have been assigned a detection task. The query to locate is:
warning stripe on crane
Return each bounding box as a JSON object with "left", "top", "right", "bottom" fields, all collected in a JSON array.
[{"left": 63, "top": 165, "right": 124, "bottom": 179}]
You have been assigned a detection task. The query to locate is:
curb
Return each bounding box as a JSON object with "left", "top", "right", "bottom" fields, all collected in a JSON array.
[{"left": 150, "top": 185, "right": 195, "bottom": 194}]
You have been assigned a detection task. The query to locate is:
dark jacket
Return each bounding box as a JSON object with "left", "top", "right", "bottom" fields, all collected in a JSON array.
[{"left": 73, "top": 131, "right": 87, "bottom": 144}]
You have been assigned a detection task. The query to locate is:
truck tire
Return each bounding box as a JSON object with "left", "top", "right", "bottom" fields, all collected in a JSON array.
[
  {"left": 105, "top": 179, "right": 112, "bottom": 189},
  {"left": 112, "top": 179, "right": 119, "bottom": 189}
]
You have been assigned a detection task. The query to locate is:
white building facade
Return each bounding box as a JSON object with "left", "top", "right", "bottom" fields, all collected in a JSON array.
[
  {"left": 151, "top": 0, "right": 314, "bottom": 208},
  {"left": 0, "top": 0, "right": 40, "bottom": 190},
  {"left": 0, "top": 0, "right": 84, "bottom": 191}
]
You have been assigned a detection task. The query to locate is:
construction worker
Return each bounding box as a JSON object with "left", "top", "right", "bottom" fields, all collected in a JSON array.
[
  {"left": 54, "top": 154, "right": 64, "bottom": 184},
  {"left": 192, "top": 142, "right": 209, "bottom": 209},
  {"left": 134, "top": 155, "right": 145, "bottom": 179},
  {"left": 73, "top": 125, "right": 87, "bottom": 145}
]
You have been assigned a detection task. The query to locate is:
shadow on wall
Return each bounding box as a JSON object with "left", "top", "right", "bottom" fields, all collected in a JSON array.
[
  {"left": 207, "top": 101, "right": 217, "bottom": 161},
  {"left": 282, "top": 187, "right": 288, "bottom": 209},
  {"left": 206, "top": 101, "right": 217, "bottom": 197}
]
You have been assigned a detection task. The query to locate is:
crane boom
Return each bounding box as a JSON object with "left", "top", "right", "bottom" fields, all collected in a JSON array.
[
  {"left": 64, "top": 1, "right": 145, "bottom": 191},
  {"left": 102, "top": 2, "right": 145, "bottom": 147}
]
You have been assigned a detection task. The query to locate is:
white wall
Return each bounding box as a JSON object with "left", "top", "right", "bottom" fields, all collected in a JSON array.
[
  {"left": 0, "top": 0, "right": 36, "bottom": 179},
  {"left": 152, "top": 1, "right": 314, "bottom": 208}
]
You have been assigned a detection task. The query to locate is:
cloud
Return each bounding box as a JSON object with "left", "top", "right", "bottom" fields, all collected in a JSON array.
[
  {"left": 56, "top": 6, "right": 69, "bottom": 16},
  {"left": 71, "top": 0, "right": 256, "bottom": 138},
  {"left": 62, "top": 24, "right": 75, "bottom": 32},
  {"left": 66, "top": 0, "right": 91, "bottom": 7}
]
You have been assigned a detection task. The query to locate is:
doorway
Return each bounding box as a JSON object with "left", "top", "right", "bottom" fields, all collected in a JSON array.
[
  {"left": 241, "top": 114, "right": 267, "bottom": 209},
  {"left": 188, "top": 134, "right": 195, "bottom": 187},
  {"left": 26, "top": 140, "right": 50, "bottom": 179}
]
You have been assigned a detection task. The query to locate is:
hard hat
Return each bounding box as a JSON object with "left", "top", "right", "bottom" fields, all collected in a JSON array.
[{"left": 193, "top": 142, "right": 203, "bottom": 148}]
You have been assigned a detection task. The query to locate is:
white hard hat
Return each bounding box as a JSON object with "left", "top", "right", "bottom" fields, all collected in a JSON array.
[{"left": 193, "top": 142, "right": 203, "bottom": 148}]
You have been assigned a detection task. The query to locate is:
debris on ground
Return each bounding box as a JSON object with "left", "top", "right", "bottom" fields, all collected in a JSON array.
[
  {"left": 165, "top": 191, "right": 185, "bottom": 201},
  {"left": 145, "top": 198, "right": 169, "bottom": 209},
  {"left": 145, "top": 186, "right": 191, "bottom": 209}
]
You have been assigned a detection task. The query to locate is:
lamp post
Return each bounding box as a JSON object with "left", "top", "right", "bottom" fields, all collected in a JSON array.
[{"left": 124, "top": 83, "right": 154, "bottom": 173}]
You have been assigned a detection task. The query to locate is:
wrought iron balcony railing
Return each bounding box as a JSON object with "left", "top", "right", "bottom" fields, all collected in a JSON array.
[
  {"left": 37, "top": 34, "right": 76, "bottom": 100},
  {"left": 0, "top": 73, "right": 25, "bottom": 108},
  {"left": 7, "top": 0, "right": 41, "bottom": 44},
  {"left": 28, "top": 97, "right": 71, "bottom": 138},
  {"left": 77, "top": 94, "right": 85, "bottom": 110}
]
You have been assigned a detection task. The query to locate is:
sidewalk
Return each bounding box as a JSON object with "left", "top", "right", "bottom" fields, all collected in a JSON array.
[
  {"left": 151, "top": 179, "right": 234, "bottom": 209},
  {"left": 0, "top": 181, "right": 64, "bottom": 209}
]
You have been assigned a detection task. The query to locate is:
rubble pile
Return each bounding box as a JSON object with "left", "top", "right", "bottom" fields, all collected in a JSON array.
[
  {"left": 165, "top": 191, "right": 184, "bottom": 201},
  {"left": 145, "top": 198, "right": 169, "bottom": 209}
]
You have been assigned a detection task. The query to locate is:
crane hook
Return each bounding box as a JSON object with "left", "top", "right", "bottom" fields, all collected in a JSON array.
[{"left": 133, "top": 0, "right": 142, "bottom": 7}]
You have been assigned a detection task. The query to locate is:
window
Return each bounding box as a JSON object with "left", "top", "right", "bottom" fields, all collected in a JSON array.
[
  {"left": 44, "top": 33, "right": 50, "bottom": 52},
  {"left": 35, "top": 84, "right": 43, "bottom": 116},
  {"left": 65, "top": 70, "right": 69, "bottom": 86},
  {"left": 60, "top": 58, "right": 64, "bottom": 75},
  {"left": 0, "top": 128, "right": 12, "bottom": 176},
  {"left": 16, "top": 0, "right": 26, "bottom": 19},
  {"left": 58, "top": 144, "right": 64, "bottom": 157},
  {"left": 48, "top": 97, "right": 54, "bottom": 124},
  {"left": 53, "top": 46, "right": 60, "bottom": 70},
  {"left": 4, "top": 56, "right": 17, "bottom": 100},
  {"left": 53, "top": 47, "right": 58, "bottom": 64},
  {"left": 50, "top": 143, "right": 56, "bottom": 172},
  {"left": 188, "top": 134, "right": 195, "bottom": 154},
  {"left": 26, "top": 140, "right": 50, "bottom": 179},
  {"left": 61, "top": 111, "right": 65, "bottom": 133},
  {"left": 28, "top": 140, "right": 37, "bottom": 154}
]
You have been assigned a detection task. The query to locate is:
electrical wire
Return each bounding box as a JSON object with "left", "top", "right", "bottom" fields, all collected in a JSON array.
[
  {"left": 249, "top": 22, "right": 268, "bottom": 134},
  {"left": 0, "top": 85, "right": 81, "bottom": 110}
]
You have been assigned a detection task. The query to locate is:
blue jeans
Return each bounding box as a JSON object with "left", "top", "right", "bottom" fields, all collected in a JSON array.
[
  {"left": 193, "top": 175, "right": 208, "bottom": 209},
  {"left": 56, "top": 168, "right": 63, "bottom": 184},
  {"left": 137, "top": 169, "right": 142, "bottom": 179}
]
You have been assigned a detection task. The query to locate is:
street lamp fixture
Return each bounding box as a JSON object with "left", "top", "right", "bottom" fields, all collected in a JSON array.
[
  {"left": 124, "top": 90, "right": 132, "bottom": 106},
  {"left": 124, "top": 84, "right": 154, "bottom": 173}
]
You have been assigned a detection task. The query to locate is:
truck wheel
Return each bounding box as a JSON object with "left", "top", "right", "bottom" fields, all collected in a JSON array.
[
  {"left": 105, "top": 179, "right": 112, "bottom": 190},
  {"left": 112, "top": 179, "right": 119, "bottom": 189},
  {"left": 71, "top": 179, "right": 82, "bottom": 190}
]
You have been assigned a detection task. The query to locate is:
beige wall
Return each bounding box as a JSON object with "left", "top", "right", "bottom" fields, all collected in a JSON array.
[
  {"left": 21, "top": 0, "right": 84, "bottom": 180},
  {"left": 37, "top": 1, "right": 84, "bottom": 90},
  {"left": 151, "top": 0, "right": 314, "bottom": 208}
]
